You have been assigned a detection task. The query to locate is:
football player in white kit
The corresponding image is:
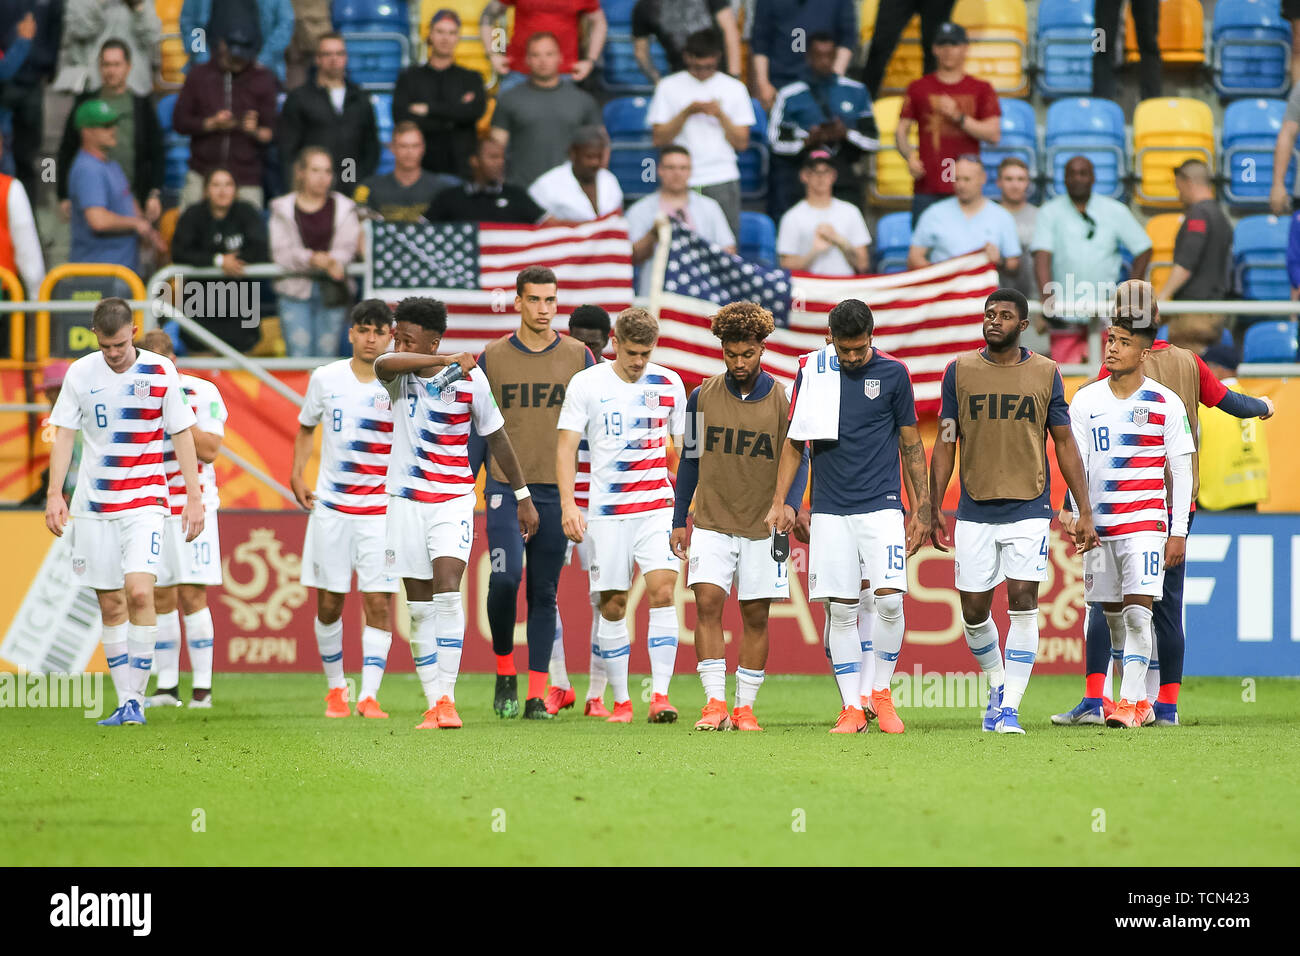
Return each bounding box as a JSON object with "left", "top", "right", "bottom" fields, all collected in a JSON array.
[
  {"left": 375, "top": 297, "right": 538, "bottom": 729},
  {"left": 45, "top": 299, "right": 205, "bottom": 727},
  {"left": 138, "top": 331, "right": 228, "bottom": 710}
]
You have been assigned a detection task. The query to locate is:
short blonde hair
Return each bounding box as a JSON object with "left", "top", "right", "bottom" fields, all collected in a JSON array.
[
  {"left": 140, "top": 329, "right": 174, "bottom": 357},
  {"left": 614, "top": 306, "right": 658, "bottom": 345}
]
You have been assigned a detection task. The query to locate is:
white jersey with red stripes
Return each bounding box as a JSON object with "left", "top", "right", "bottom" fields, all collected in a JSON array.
[
  {"left": 49, "top": 348, "right": 197, "bottom": 517},
  {"left": 574, "top": 437, "right": 591, "bottom": 513},
  {"left": 300, "top": 359, "right": 395, "bottom": 516},
  {"left": 556, "top": 361, "right": 686, "bottom": 519},
  {"left": 1069, "top": 376, "right": 1195, "bottom": 540},
  {"left": 163, "top": 374, "right": 227, "bottom": 514},
  {"left": 383, "top": 364, "right": 504, "bottom": 504}
]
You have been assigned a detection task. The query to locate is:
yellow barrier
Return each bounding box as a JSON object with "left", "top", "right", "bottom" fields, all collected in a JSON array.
[
  {"left": 0, "top": 266, "right": 24, "bottom": 365},
  {"left": 36, "top": 265, "right": 147, "bottom": 361}
]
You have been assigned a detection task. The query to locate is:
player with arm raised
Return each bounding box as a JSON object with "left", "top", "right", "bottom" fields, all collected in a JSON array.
[
  {"left": 290, "top": 301, "right": 399, "bottom": 719},
  {"left": 767, "top": 298, "right": 930, "bottom": 735},
  {"left": 556, "top": 308, "right": 688, "bottom": 724},
  {"left": 927, "top": 289, "right": 1098, "bottom": 735},
  {"left": 45, "top": 298, "right": 203, "bottom": 727},
  {"left": 376, "top": 297, "right": 538, "bottom": 729}
]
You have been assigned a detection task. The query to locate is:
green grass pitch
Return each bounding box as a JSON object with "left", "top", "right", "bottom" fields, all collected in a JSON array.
[{"left": 2, "top": 674, "right": 1297, "bottom": 866}]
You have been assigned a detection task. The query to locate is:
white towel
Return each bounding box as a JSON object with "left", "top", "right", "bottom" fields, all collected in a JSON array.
[{"left": 788, "top": 344, "right": 842, "bottom": 442}]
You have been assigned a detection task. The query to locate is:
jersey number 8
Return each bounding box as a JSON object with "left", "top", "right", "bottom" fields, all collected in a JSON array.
[{"left": 332, "top": 408, "right": 343, "bottom": 432}]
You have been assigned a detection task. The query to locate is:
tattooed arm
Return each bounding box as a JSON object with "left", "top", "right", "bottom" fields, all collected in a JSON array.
[{"left": 899, "top": 425, "right": 930, "bottom": 555}]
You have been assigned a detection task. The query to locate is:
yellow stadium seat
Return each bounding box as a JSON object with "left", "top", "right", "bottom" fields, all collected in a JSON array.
[
  {"left": 419, "top": 0, "right": 511, "bottom": 86},
  {"left": 1133, "top": 97, "right": 1214, "bottom": 207},
  {"left": 156, "top": 0, "right": 186, "bottom": 88},
  {"left": 952, "top": 0, "right": 1028, "bottom": 96},
  {"left": 869, "top": 96, "right": 915, "bottom": 206},
  {"left": 880, "top": 15, "right": 924, "bottom": 95},
  {"left": 1126, "top": 0, "right": 1204, "bottom": 66},
  {"left": 1144, "top": 212, "right": 1184, "bottom": 289}
]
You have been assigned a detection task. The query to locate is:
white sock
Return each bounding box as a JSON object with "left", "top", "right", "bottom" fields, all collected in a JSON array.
[
  {"left": 360, "top": 626, "right": 391, "bottom": 701},
  {"left": 735, "top": 667, "right": 765, "bottom": 709},
  {"left": 102, "top": 623, "right": 130, "bottom": 706},
  {"left": 154, "top": 610, "right": 181, "bottom": 690},
  {"left": 549, "top": 613, "right": 571, "bottom": 690},
  {"left": 587, "top": 593, "right": 607, "bottom": 700},
  {"left": 697, "top": 658, "right": 726, "bottom": 702},
  {"left": 1120, "top": 604, "right": 1153, "bottom": 704},
  {"left": 184, "top": 606, "right": 214, "bottom": 691},
  {"left": 1002, "top": 609, "right": 1039, "bottom": 711},
  {"left": 1104, "top": 610, "right": 1125, "bottom": 701},
  {"left": 432, "top": 592, "right": 465, "bottom": 702},
  {"left": 647, "top": 605, "right": 678, "bottom": 697},
  {"left": 408, "top": 601, "right": 439, "bottom": 708},
  {"left": 1145, "top": 632, "right": 1161, "bottom": 703},
  {"left": 127, "top": 623, "right": 158, "bottom": 702},
  {"left": 597, "top": 614, "right": 631, "bottom": 703},
  {"left": 856, "top": 589, "right": 877, "bottom": 699},
  {"left": 872, "top": 592, "right": 905, "bottom": 692},
  {"left": 963, "top": 616, "right": 1005, "bottom": 689},
  {"left": 315, "top": 617, "right": 345, "bottom": 690},
  {"left": 827, "top": 600, "right": 862, "bottom": 708}
]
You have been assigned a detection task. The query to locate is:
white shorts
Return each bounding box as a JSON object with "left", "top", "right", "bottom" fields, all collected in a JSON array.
[
  {"left": 586, "top": 510, "right": 679, "bottom": 592},
  {"left": 688, "top": 527, "right": 789, "bottom": 601},
  {"left": 566, "top": 534, "right": 594, "bottom": 572},
  {"left": 954, "top": 517, "right": 1051, "bottom": 593},
  {"left": 68, "top": 509, "right": 165, "bottom": 590},
  {"left": 156, "top": 509, "right": 223, "bottom": 587},
  {"left": 385, "top": 493, "right": 475, "bottom": 580},
  {"left": 808, "top": 510, "right": 908, "bottom": 600},
  {"left": 301, "top": 509, "right": 399, "bottom": 594},
  {"left": 1083, "top": 534, "right": 1167, "bottom": 603}
]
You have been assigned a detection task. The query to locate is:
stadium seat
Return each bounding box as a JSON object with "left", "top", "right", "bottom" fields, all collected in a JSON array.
[
  {"left": 156, "top": 93, "right": 190, "bottom": 191},
  {"left": 1156, "top": 323, "right": 1235, "bottom": 348},
  {"left": 1126, "top": 0, "right": 1204, "bottom": 66},
  {"left": 1044, "top": 98, "right": 1126, "bottom": 200},
  {"left": 36, "top": 266, "right": 146, "bottom": 360},
  {"left": 602, "top": 35, "right": 669, "bottom": 92},
  {"left": 1222, "top": 99, "right": 1297, "bottom": 206},
  {"left": 1212, "top": 0, "right": 1291, "bottom": 98},
  {"left": 1241, "top": 319, "right": 1299, "bottom": 362},
  {"left": 738, "top": 98, "right": 768, "bottom": 201},
  {"left": 604, "top": 0, "right": 636, "bottom": 33},
  {"left": 1143, "top": 212, "right": 1184, "bottom": 290},
  {"left": 1133, "top": 98, "right": 1215, "bottom": 207},
  {"left": 156, "top": 0, "right": 186, "bottom": 88},
  {"left": 333, "top": 0, "right": 408, "bottom": 31},
  {"left": 739, "top": 211, "right": 777, "bottom": 266},
  {"left": 1035, "top": 0, "right": 1095, "bottom": 98},
  {"left": 417, "top": 0, "right": 501, "bottom": 85},
  {"left": 951, "top": 0, "right": 1028, "bottom": 97},
  {"left": 873, "top": 211, "right": 912, "bottom": 274},
  {"left": 860, "top": 2, "right": 924, "bottom": 96},
  {"left": 341, "top": 32, "right": 409, "bottom": 88},
  {"left": 870, "top": 96, "right": 914, "bottom": 206},
  {"left": 1232, "top": 214, "right": 1292, "bottom": 301},
  {"left": 604, "top": 96, "right": 656, "bottom": 200},
  {"left": 981, "top": 98, "right": 1038, "bottom": 199},
  {"left": 371, "top": 92, "right": 395, "bottom": 175}
]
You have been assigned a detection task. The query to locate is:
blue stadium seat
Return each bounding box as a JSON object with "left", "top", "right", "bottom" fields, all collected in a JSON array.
[
  {"left": 342, "top": 33, "right": 408, "bottom": 88},
  {"left": 1232, "top": 214, "right": 1291, "bottom": 300},
  {"left": 981, "top": 98, "right": 1038, "bottom": 199},
  {"left": 1212, "top": 0, "right": 1291, "bottom": 98},
  {"left": 371, "top": 92, "right": 395, "bottom": 175},
  {"left": 738, "top": 99, "right": 768, "bottom": 200},
  {"left": 156, "top": 93, "right": 190, "bottom": 191},
  {"left": 1156, "top": 323, "right": 1235, "bottom": 348},
  {"left": 604, "top": 96, "right": 655, "bottom": 199},
  {"left": 1241, "top": 319, "right": 1298, "bottom": 362},
  {"left": 1035, "top": 0, "right": 1094, "bottom": 98},
  {"left": 603, "top": 35, "right": 670, "bottom": 91},
  {"left": 739, "top": 211, "right": 776, "bottom": 266},
  {"left": 604, "top": 0, "right": 636, "bottom": 32},
  {"left": 873, "top": 211, "right": 912, "bottom": 273},
  {"left": 604, "top": 95, "right": 651, "bottom": 139},
  {"left": 1044, "top": 98, "right": 1127, "bottom": 199},
  {"left": 333, "top": 0, "right": 408, "bottom": 31},
  {"left": 1222, "top": 99, "right": 1295, "bottom": 205}
]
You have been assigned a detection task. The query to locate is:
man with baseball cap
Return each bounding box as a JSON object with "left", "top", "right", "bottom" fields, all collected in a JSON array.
[{"left": 776, "top": 149, "right": 870, "bottom": 276}]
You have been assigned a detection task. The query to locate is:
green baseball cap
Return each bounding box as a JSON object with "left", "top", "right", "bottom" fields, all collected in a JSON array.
[{"left": 74, "top": 99, "right": 120, "bottom": 130}]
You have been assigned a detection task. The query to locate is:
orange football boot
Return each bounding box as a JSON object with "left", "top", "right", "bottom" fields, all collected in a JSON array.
[
  {"left": 434, "top": 695, "right": 462, "bottom": 729},
  {"left": 1106, "top": 698, "right": 1140, "bottom": 728},
  {"left": 606, "top": 700, "right": 633, "bottom": 723},
  {"left": 545, "top": 685, "right": 577, "bottom": 715},
  {"left": 647, "top": 693, "right": 678, "bottom": 723},
  {"left": 1102, "top": 696, "right": 1117, "bottom": 718},
  {"left": 860, "top": 695, "right": 877, "bottom": 720},
  {"left": 584, "top": 697, "right": 612, "bottom": 717},
  {"left": 830, "top": 705, "right": 868, "bottom": 734},
  {"left": 693, "top": 698, "right": 733, "bottom": 731},
  {"left": 416, "top": 706, "right": 439, "bottom": 729},
  {"left": 731, "top": 705, "right": 763, "bottom": 731},
  {"left": 1136, "top": 699, "right": 1154, "bottom": 726},
  {"left": 356, "top": 696, "right": 388, "bottom": 719},
  {"left": 324, "top": 686, "right": 350, "bottom": 718},
  {"left": 870, "top": 689, "right": 905, "bottom": 734}
]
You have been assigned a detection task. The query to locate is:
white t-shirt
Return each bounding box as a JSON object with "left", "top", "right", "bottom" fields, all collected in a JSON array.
[
  {"left": 646, "top": 70, "right": 756, "bottom": 187},
  {"left": 624, "top": 189, "right": 736, "bottom": 295},
  {"left": 556, "top": 361, "right": 687, "bottom": 518},
  {"left": 528, "top": 163, "right": 624, "bottom": 221},
  {"left": 49, "top": 349, "right": 197, "bottom": 518},
  {"left": 299, "top": 359, "right": 393, "bottom": 516},
  {"left": 776, "top": 198, "right": 872, "bottom": 276},
  {"left": 163, "top": 374, "right": 227, "bottom": 513}
]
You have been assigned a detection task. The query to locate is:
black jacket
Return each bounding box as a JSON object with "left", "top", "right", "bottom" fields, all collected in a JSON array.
[
  {"left": 170, "top": 199, "right": 270, "bottom": 353},
  {"left": 392, "top": 62, "right": 485, "bottom": 180},
  {"left": 56, "top": 88, "right": 164, "bottom": 206},
  {"left": 278, "top": 80, "right": 379, "bottom": 197}
]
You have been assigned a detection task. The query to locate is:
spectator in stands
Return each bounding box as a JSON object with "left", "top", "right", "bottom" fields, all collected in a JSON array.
[
  {"left": 480, "top": 0, "right": 606, "bottom": 92},
  {"left": 1031, "top": 155, "right": 1152, "bottom": 364},
  {"left": 1286, "top": 2, "right": 1300, "bottom": 87},
  {"left": 393, "top": 9, "right": 486, "bottom": 180},
  {"left": 632, "top": 0, "right": 740, "bottom": 82},
  {"left": 490, "top": 32, "right": 601, "bottom": 189},
  {"left": 425, "top": 136, "right": 547, "bottom": 224},
  {"left": 768, "top": 31, "right": 878, "bottom": 222},
  {"left": 1158, "top": 159, "right": 1233, "bottom": 354},
  {"left": 907, "top": 155, "right": 1019, "bottom": 272},
  {"left": 858, "top": 0, "right": 955, "bottom": 100},
  {"left": 625, "top": 144, "right": 734, "bottom": 294},
  {"left": 750, "top": 0, "right": 856, "bottom": 110},
  {"left": 0, "top": 10, "right": 34, "bottom": 179},
  {"left": 355, "top": 122, "right": 459, "bottom": 223},
  {"left": 896, "top": 22, "right": 1000, "bottom": 228},
  {"left": 269, "top": 146, "right": 361, "bottom": 357},
  {"left": 1094, "top": 0, "right": 1161, "bottom": 101},
  {"left": 529, "top": 125, "right": 622, "bottom": 222},
  {"left": 66, "top": 98, "right": 165, "bottom": 274},
  {"left": 56, "top": 0, "right": 158, "bottom": 98},
  {"left": 0, "top": 129, "right": 45, "bottom": 296},
  {"left": 1196, "top": 344, "right": 1271, "bottom": 513},
  {"left": 0, "top": 5, "right": 52, "bottom": 200},
  {"left": 171, "top": 166, "right": 269, "bottom": 352},
  {"left": 995, "top": 156, "right": 1038, "bottom": 301},
  {"left": 776, "top": 149, "right": 869, "bottom": 276},
  {"left": 181, "top": 0, "right": 295, "bottom": 86},
  {"left": 57, "top": 40, "right": 163, "bottom": 226},
  {"left": 278, "top": 33, "right": 379, "bottom": 198},
  {"left": 648, "top": 28, "right": 753, "bottom": 239},
  {"left": 173, "top": 28, "right": 278, "bottom": 210},
  {"left": 1269, "top": 77, "right": 1300, "bottom": 216}
]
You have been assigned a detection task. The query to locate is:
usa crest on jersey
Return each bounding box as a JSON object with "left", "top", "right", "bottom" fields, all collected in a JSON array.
[
  {"left": 644, "top": 389, "right": 660, "bottom": 409},
  {"left": 134, "top": 378, "right": 150, "bottom": 399},
  {"left": 440, "top": 386, "right": 458, "bottom": 404},
  {"left": 1132, "top": 406, "right": 1149, "bottom": 427},
  {"left": 375, "top": 393, "right": 390, "bottom": 411},
  {"left": 864, "top": 379, "right": 880, "bottom": 400}
]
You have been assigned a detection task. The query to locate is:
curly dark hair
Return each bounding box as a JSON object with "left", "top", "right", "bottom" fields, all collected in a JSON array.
[
  {"left": 393, "top": 296, "right": 447, "bottom": 334},
  {"left": 710, "top": 301, "right": 774, "bottom": 343}
]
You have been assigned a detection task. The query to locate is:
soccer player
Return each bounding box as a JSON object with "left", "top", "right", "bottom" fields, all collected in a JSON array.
[
  {"left": 927, "top": 289, "right": 1098, "bottom": 735},
  {"left": 291, "top": 301, "right": 399, "bottom": 719},
  {"left": 376, "top": 297, "right": 538, "bottom": 729},
  {"left": 480, "top": 266, "right": 595, "bottom": 719},
  {"left": 768, "top": 298, "right": 930, "bottom": 735},
  {"left": 1067, "top": 312, "right": 1195, "bottom": 729},
  {"left": 556, "top": 307, "right": 688, "bottom": 724},
  {"left": 45, "top": 298, "right": 204, "bottom": 727},
  {"left": 671, "top": 301, "right": 807, "bottom": 731},
  {"left": 139, "top": 330, "right": 228, "bottom": 710}
]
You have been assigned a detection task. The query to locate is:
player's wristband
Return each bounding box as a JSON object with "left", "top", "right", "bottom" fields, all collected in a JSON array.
[{"left": 514, "top": 486, "right": 531, "bottom": 502}]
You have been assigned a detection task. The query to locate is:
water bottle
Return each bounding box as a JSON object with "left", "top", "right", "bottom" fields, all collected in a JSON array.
[{"left": 427, "top": 361, "right": 465, "bottom": 395}]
